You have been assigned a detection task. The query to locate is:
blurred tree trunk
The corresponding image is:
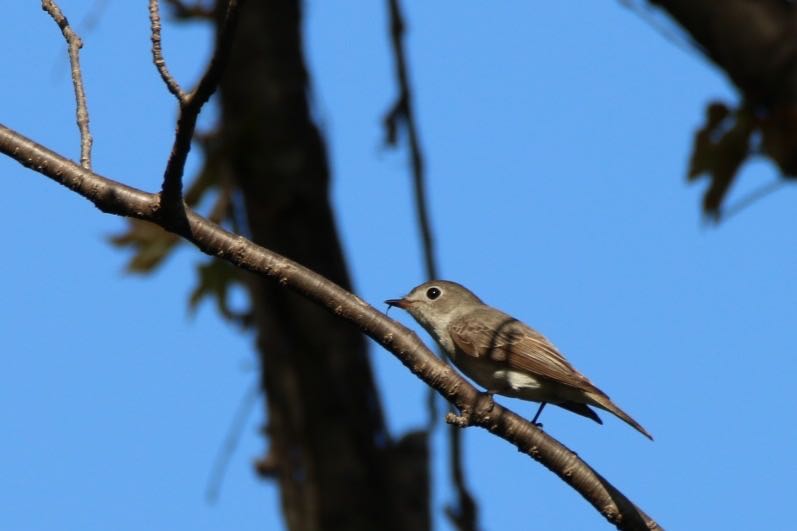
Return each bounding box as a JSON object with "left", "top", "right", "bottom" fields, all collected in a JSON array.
[{"left": 215, "top": 1, "right": 428, "bottom": 530}]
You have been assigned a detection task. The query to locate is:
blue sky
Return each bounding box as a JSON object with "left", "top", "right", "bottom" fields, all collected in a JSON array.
[{"left": 3, "top": 2, "right": 795, "bottom": 530}]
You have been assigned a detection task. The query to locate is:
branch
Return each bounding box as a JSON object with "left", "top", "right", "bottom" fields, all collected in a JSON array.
[
  {"left": 149, "top": 0, "right": 241, "bottom": 208},
  {"left": 384, "top": 0, "right": 436, "bottom": 279},
  {"left": 0, "top": 123, "right": 662, "bottom": 531},
  {"left": 383, "top": 3, "right": 477, "bottom": 528},
  {"left": 41, "top": 0, "right": 93, "bottom": 169},
  {"left": 148, "top": 0, "right": 185, "bottom": 100}
]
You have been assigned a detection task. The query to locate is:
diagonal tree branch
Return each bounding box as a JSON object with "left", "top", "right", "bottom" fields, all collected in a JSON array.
[
  {"left": 0, "top": 122, "right": 661, "bottom": 531},
  {"left": 41, "top": 0, "right": 93, "bottom": 169}
]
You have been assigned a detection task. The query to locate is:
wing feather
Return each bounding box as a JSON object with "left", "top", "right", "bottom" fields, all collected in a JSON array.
[{"left": 448, "top": 308, "right": 601, "bottom": 394}]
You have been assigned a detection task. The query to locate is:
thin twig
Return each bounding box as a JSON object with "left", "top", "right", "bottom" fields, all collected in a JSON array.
[
  {"left": 41, "top": 0, "right": 93, "bottom": 169},
  {"left": 148, "top": 0, "right": 186, "bottom": 101},
  {"left": 153, "top": 0, "right": 242, "bottom": 209},
  {"left": 384, "top": 2, "right": 479, "bottom": 529},
  {"left": 718, "top": 178, "right": 786, "bottom": 222},
  {"left": 0, "top": 123, "right": 662, "bottom": 531},
  {"left": 206, "top": 382, "right": 259, "bottom": 503}
]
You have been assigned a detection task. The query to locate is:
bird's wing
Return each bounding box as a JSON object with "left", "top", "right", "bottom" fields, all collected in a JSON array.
[{"left": 448, "top": 309, "right": 601, "bottom": 394}]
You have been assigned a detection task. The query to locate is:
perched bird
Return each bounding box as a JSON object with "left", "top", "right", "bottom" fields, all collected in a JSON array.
[{"left": 386, "top": 280, "right": 652, "bottom": 440}]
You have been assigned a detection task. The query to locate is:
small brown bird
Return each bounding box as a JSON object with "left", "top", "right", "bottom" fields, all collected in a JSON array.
[{"left": 386, "top": 280, "right": 652, "bottom": 440}]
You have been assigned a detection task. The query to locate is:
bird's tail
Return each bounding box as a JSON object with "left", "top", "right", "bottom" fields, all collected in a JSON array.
[{"left": 585, "top": 391, "right": 653, "bottom": 440}]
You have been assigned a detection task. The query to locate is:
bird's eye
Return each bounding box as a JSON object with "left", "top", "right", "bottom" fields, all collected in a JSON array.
[{"left": 426, "top": 287, "right": 441, "bottom": 300}]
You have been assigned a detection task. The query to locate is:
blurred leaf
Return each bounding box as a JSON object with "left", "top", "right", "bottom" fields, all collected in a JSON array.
[
  {"left": 688, "top": 101, "right": 730, "bottom": 181},
  {"left": 109, "top": 219, "right": 181, "bottom": 273},
  {"left": 687, "top": 102, "right": 754, "bottom": 218},
  {"left": 189, "top": 257, "right": 251, "bottom": 325}
]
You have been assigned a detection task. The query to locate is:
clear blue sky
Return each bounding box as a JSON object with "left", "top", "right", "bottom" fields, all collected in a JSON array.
[{"left": 3, "top": 2, "right": 795, "bottom": 530}]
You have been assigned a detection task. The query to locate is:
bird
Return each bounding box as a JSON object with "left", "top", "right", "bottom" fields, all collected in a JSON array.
[{"left": 385, "top": 280, "right": 653, "bottom": 440}]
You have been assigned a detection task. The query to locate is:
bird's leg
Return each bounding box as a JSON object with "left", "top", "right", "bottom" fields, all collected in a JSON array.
[{"left": 531, "top": 402, "right": 547, "bottom": 428}]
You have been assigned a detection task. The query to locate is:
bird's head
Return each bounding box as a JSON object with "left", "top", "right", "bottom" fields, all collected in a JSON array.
[{"left": 385, "top": 280, "right": 482, "bottom": 333}]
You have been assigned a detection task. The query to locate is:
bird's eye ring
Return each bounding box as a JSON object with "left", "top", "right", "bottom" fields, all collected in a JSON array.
[{"left": 426, "top": 287, "right": 441, "bottom": 300}]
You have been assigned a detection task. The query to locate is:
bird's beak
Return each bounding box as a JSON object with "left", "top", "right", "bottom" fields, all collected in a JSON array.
[{"left": 384, "top": 297, "right": 409, "bottom": 309}]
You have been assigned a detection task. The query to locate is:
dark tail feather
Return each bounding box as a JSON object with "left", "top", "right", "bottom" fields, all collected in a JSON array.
[
  {"left": 586, "top": 392, "right": 654, "bottom": 441},
  {"left": 556, "top": 401, "right": 603, "bottom": 424}
]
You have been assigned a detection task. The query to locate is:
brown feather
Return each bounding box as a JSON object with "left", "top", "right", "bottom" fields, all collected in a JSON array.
[{"left": 448, "top": 308, "right": 601, "bottom": 394}]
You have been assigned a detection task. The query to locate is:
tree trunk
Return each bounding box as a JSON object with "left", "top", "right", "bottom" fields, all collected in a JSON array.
[{"left": 216, "top": 1, "right": 429, "bottom": 530}]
